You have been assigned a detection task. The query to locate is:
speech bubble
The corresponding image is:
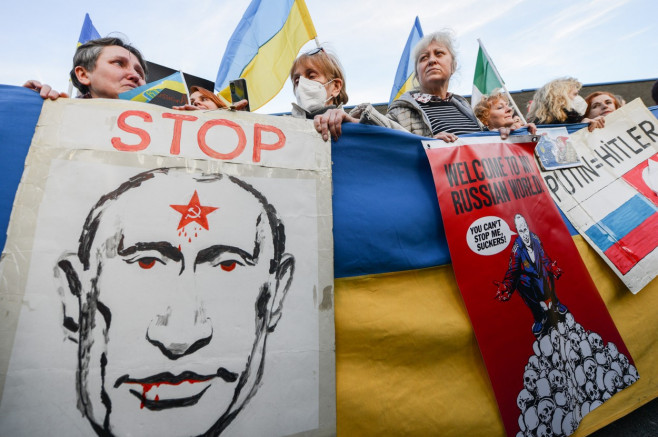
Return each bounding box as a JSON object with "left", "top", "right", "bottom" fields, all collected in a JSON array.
[{"left": 466, "top": 215, "right": 516, "bottom": 256}]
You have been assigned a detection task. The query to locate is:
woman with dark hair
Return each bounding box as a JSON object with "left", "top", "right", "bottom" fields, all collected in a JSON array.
[{"left": 24, "top": 36, "right": 147, "bottom": 100}]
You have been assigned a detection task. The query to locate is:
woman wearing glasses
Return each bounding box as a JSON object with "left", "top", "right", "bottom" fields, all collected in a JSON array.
[
  {"left": 289, "top": 47, "right": 348, "bottom": 119},
  {"left": 314, "top": 30, "right": 483, "bottom": 142}
]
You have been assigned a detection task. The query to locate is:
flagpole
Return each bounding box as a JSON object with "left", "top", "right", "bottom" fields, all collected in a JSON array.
[
  {"left": 314, "top": 37, "right": 321, "bottom": 48},
  {"left": 179, "top": 70, "right": 190, "bottom": 105},
  {"left": 477, "top": 39, "right": 527, "bottom": 124}
]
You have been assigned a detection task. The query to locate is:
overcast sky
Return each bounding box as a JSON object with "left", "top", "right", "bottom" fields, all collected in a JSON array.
[{"left": 1, "top": 0, "right": 656, "bottom": 114}]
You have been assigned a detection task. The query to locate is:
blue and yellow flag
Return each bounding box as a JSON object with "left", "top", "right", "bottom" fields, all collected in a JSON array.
[
  {"left": 389, "top": 16, "right": 423, "bottom": 104},
  {"left": 118, "top": 71, "right": 189, "bottom": 108},
  {"left": 215, "top": 0, "right": 317, "bottom": 111},
  {"left": 77, "top": 13, "right": 101, "bottom": 46}
]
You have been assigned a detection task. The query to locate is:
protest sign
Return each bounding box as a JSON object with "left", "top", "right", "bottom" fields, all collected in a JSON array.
[
  {"left": 0, "top": 98, "right": 335, "bottom": 437},
  {"left": 539, "top": 99, "right": 658, "bottom": 293},
  {"left": 424, "top": 136, "right": 637, "bottom": 437}
]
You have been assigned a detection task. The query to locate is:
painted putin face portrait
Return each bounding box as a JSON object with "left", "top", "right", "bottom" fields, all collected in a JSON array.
[{"left": 57, "top": 168, "right": 295, "bottom": 436}]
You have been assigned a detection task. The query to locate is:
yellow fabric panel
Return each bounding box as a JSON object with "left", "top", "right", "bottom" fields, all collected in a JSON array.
[
  {"left": 335, "top": 235, "right": 658, "bottom": 436},
  {"left": 230, "top": 0, "right": 316, "bottom": 110}
]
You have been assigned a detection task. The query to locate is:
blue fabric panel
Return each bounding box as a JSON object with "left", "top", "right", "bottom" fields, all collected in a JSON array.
[
  {"left": 332, "top": 123, "right": 449, "bottom": 278},
  {"left": 0, "top": 85, "right": 43, "bottom": 252}
]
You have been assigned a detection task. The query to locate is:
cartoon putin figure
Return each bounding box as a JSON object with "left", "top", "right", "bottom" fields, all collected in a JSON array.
[{"left": 56, "top": 168, "right": 295, "bottom": 436}]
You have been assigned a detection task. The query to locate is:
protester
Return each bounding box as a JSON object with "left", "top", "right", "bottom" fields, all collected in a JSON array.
[
  {"left": 474, "top": 92, "right": 537, "bottom": 136},
  {"left": 313, "top": 30, "right": 483, "bottom": 142},
  {"left": 172, "top": 85, "right": 241, "bottom": 111},
  {"left": 526, "top": 77, "right": 605, "bottom": 132},
  {"left": 584, "top": 91, "right": 621, "bottom": 119},
  {"left": 289, "top": 47, "right": 348, "bottom": 119},
  {"left": 24, "top": 37, "right": 147, "bottom": 100}
]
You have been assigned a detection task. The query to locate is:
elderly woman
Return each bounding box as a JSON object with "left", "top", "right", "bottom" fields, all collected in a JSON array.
[
  {"left": 526, "top": 77, "right": 605, "bottom": 131},
  {"left": 289, "top": 47, "right": 348, "bottom": 119},
  {"left": 24, "top": 37, "right": 147, "bottom": 100},
  {"left": 314, "top": 30, "right": 482, "bottom": 142},
  {"left": 474, "top": 92, "right": 537, "bottom": 135},
  {"left": 584, "top": 91, "right": 621, "bottom": 119}
]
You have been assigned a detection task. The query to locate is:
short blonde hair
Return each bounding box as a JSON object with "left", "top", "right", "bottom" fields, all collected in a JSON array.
[
  {"left": 290, "top": 48, "right": 348, "bottom": 106},
  {"left": 527, "top": 77, "right": 581, "bottom": 124}
]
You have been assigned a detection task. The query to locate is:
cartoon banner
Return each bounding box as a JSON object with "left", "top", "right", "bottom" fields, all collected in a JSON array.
[
  {"left": 539, "top": 99, "right": 658, "bottom": 294},
  {"left": 0, "top": 98, "right": 335, "bottom": 437},
  {"left": 424, "top": 136, "right": 638, "bottom": 437}
]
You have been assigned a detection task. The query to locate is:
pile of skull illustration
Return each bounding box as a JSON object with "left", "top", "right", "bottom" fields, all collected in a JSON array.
[{"left": 515, "top": 313, "right": 638, "bottom": 437}]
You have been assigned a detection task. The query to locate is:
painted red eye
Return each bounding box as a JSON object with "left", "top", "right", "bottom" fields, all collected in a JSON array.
[
  {"left": 138, "top": 259, "right": 156, "bottom": 269},
  {"left": 220, "top": 261, "right": 236, "bottom": 272}
]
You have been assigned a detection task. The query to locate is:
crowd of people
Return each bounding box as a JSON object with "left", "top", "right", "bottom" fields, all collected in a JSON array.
[{"left": 24, "top": 32, "right": 656, "bottom": 143}]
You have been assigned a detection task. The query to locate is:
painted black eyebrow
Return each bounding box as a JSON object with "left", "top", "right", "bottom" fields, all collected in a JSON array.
[
  {"left": 195, "top": 245, "right": 258, "bottom": 269},
  {"left": 117, "top": 241, "right": 183, "bottom": 263}
]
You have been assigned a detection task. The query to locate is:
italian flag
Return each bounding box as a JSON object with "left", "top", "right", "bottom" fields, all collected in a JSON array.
[{"left": 471, "top": 41, "right": 503, "bottom": 109}]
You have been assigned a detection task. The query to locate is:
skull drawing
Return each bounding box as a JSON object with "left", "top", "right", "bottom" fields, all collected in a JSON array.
[
  {"left": 568, "top": 332, "right": 581, "bottom": 354},
  {"left": 588, "top": 333, "right": 603, "bottom": 352},
  {"left": 537, "top": 398, "right": 556, "bottom": 424},
  {"left": 617, "top": 354, "right": 629, "bottom": 372},
  {"left": 584, "top": 357, "right": 597, "bottom": 381},
  {"left": 548, "top": 369, "right": 566, "bottom": 391},
  {"left": 603, "top": 369, "right": 622, "bottom": 393},
  {"left": 524, "top": 369, "right": 539, "bottom": 393},
  {"left": 517, "top": 389, "right": 535, "bottom": 413},
  {"left": 537, "top": 423, "right": 554, "bottom": 437},
  {"left": 607, "top": 342, "right": 619, "bottom": 360},
  {"left": 585, "top": 380, "right": 600, "bottom": 401},
  {"left": 527, "top": 355, "right": 541, "bottom": 371}
]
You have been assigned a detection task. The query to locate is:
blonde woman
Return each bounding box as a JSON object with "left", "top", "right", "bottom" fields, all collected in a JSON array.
[
  {"left": 527, "top": 77, "right": 604, "bottom": 131},
  {"left": 474, "top": 92, "right": 537, "bottom": 136}
]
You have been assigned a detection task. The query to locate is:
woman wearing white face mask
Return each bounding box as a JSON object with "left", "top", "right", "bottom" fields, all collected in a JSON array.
[
  {"left": 289, "top": 47, "right": 348, "bottom": 119},
  {"left": 527, "top": 77, "right": 605, "bottom": 132}
]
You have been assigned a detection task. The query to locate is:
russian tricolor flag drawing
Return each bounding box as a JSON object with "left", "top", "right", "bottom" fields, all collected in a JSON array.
[{"left": 584, "top": 179, "right": 658, "bottom": 275}]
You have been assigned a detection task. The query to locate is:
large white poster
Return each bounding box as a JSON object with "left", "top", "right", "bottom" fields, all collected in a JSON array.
[
  {"left": 539, "top": 99, "right": 658, "bottom": 294},
  {"left": 0, "top": 99, "right": 335, "bottom": 436}
]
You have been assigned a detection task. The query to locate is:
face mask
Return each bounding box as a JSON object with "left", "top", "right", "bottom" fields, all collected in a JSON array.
[
  {"left": 294, "top": 76, "right": 334, "bottom": 112},
  {"left": 572, "top": 95, "right": 587, "bottom": 116}
]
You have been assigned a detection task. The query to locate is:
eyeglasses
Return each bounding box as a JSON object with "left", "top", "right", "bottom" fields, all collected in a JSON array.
[{"left": 306, "top": 47, "right": 325, "bottom": 56}]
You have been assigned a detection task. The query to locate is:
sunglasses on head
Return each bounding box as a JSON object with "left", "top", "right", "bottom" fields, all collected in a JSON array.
[{"left": 306, "top": 47, "right": 325, "bottom": 56}]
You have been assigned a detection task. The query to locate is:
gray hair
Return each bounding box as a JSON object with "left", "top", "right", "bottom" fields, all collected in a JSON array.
[
  {"left": 412, "top": 30, "right": 458, "bottom": 82},
  {"left": 70, "top": 37, "right": 147, "bottom": 95}
]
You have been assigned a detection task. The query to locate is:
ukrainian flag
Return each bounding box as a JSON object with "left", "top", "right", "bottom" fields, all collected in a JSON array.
[
  {"left": 215, "top": 0, "right": 317, "bottom": 111},
  {"left": 389, "top": 17, "right": 423, "bottom": 104},
  {"left": 77, "top": 13, "right": 101, "bottom": 46}
]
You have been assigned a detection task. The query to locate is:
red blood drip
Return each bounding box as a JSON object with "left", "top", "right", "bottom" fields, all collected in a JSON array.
[
  {"left": 131, "top": 378, "right": 207, "bottom": 409},
  {"left": 188, "top": 238, "right": 191, "bottom": 243},
  {"left": 195, "top": 233, "right": 198, "bottom": 237}
]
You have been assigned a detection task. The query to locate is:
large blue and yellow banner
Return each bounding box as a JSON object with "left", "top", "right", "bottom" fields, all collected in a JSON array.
[{"left": 1, "top": 85, "right": 658, "bottom": 436}]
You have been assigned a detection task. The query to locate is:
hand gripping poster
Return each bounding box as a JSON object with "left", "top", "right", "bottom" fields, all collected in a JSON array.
[
  {"left": 0, "top": 99, "right": 335, "bottom": 437},
  {"left": 424, "top": 136, "right": 638, "bottom": 437},
  {"left": 538, "top": 99, "right": 658, "bottom": 294}
]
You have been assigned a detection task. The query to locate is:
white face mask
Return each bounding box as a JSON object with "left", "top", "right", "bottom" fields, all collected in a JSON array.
[
  {"left": 572, "top": 95, "right": 587, "bottom": 116},
  {"left": 294, "top": 76, "right": 334, "bottom": 112}
]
